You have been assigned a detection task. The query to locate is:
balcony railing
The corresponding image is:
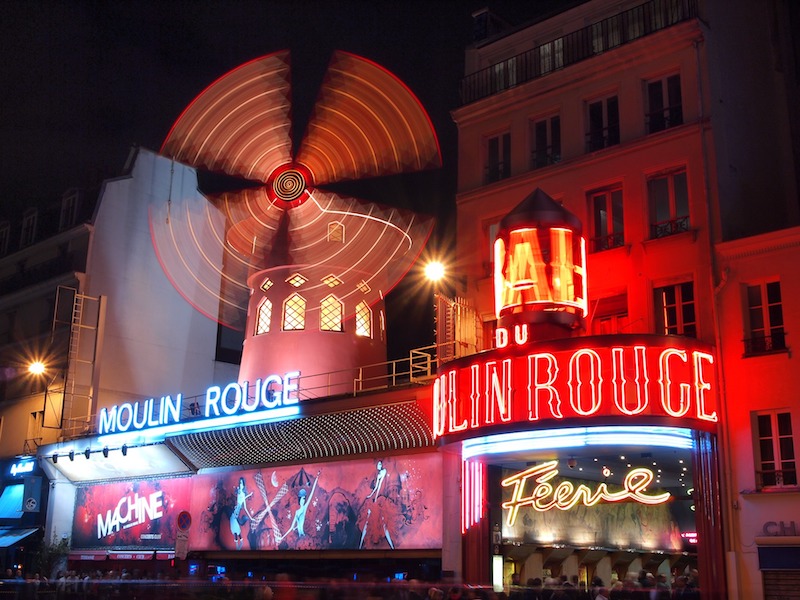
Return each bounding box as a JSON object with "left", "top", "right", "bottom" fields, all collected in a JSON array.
[
  {"left": 744, "top": 332, "right": 787, "bottom": 356},
  {"left": 590, "top": 232, "right": 625, "bottom": 252},
  {"left": 530, "top": 147, "right": 561, "bottom": 170},
  {"left": 460, "top": 0, "right": 698, "bottom": 106},
  {"left": 646, "top": 103, "right": 684, "bottom": 133},
  {"left": 585, "top": 126, "right": 621, "bottom": 152},
  {"left": 485, "top": 161, "right": 511, "bottom": 184},
  {"left": 58, "top": 340, "right": 463, "bottom": 442},
  {"left": 650, "top": 215, "right": 689, "bottom": 239},
  {"left": 756, "top": 468, "right": 798, "bottom": 489}
]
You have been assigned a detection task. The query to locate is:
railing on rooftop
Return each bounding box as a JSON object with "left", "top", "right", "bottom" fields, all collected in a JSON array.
[
  {"left": 459, "top": 0, "right": 698, "bottom": 106},
  {"left": 58, "top": 340, "right": 468, "bottom": 442}
]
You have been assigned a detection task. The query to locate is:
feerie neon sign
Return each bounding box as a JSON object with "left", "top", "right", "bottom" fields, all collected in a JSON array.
[
  {"left": 98, "top": 371, "right": 300, "bottom": 435},
  {"left": 433, "top": 335, "right": 717, "bottom": 437},
  {"left": 501, "top": 460, "right": 671, "bottom": 525}
]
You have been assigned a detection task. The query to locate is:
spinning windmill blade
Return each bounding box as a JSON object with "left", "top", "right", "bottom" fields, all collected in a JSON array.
[{"left": 151, "top": 50, "right": 441, "bottom": 330}]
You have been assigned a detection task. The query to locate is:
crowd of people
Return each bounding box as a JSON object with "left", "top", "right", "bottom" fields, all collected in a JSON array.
[
  {"left": 503, "top": 569, "right": 701, "bottom": 600},
  {"left": 0, "top": 568, "right": 702, "bottom": 600}
]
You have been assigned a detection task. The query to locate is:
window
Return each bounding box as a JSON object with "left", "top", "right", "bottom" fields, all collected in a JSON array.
[
  {"left": 486, "top": 132, "right": 511, "bottom": 183},
  {"left": 255, "top": 298, "right": 272, "bottom": 335},
  {"left": 328, "top": 222, "right": 344, "bottom": 243},
  {"left": 754, "top": 411, "right": 797, "bottom": 488},
  {"left": 590, "top": 294, "right": 629, "bottom": 335},
  {"left": 586, "top": 96, "right": 619, "bottom": 152},
  {"left": 531, "top": 116, "right": 561, "bottom": 169},
  {"left": 539, "top": 38, "right": 563, "bottom": 74},
  {"left": 320, "top": 295, "right": 343, "bottom": 332},
  {"left": 282, "top": 294, "right": 306, "bottom": 331},
  {"left": 590, "top": 17, "right": 621, "bottom": 53},
  {"left": 648, "top": 169, "right": 689, "bottom": 238},
  {"left": 492, "top": 57, "right": 517, "bottom": 92},
  {"left": 0, "top": 222, "right": 9, "bottom": 257},
  {"left": 20, "top": 209, "right": 37, "bottom": 248},
  {"left": 589, "top": 187, "right": 624, "bottom": 252},
  {"left": 60, "top": 189, "right": 80, "bottom": 231},
  {"left": 355, "top": 301, "right": 372, "bottom": 338},
  {"left": 654, "top": 282, "right": 696, "bottom": 337},
  {"left": 744, "top": 281, "right": 786, "bottom": 354},
  {"left": 646, "top": 74, "right": 683, "bottom": 133}
]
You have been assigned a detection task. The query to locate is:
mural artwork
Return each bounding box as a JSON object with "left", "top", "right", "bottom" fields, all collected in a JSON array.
[{"left": 188, "top": 454, "right": 442, "bottom": 551}]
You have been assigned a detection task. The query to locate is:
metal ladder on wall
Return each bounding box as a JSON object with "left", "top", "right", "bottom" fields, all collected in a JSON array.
[{"left": 50, "top": 286, "right": 102, "bottom": 438}]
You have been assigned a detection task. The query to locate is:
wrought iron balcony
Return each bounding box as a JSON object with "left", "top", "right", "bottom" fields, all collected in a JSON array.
[
  {"left": 591, "top": 232, "right": 625, "bottom": 253},
  {"left": 744, "top": 332, "right": 787, "bottom": 356},
  {"left": 756, "top": 468, "right": 798, "bottom": 489},
  {"left": 650, "top": 215, "right": 690, "bottom": 239},
  {"left": 459, "top": 0, "right": 698, "bottom": 106}
]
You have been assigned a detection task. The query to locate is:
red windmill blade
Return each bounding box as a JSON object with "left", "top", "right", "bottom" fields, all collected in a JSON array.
[{"left": 151, "top": 50, "right": 441, "bottom": 338}]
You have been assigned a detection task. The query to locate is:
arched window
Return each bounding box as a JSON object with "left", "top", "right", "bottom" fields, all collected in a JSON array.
[
  {"left": 328, "top": 221, "right": 345, "bottom": 243},
  {"left": 320, "top": 295, "right": 344, "bottom": 332},
  {"left": 283, "top": 293, "right": 306, "bottom": 331},
  {"left": 255, "top": 298, "right": 272, "bottom": 335},
  {"left": 355, "top": 301, "right": 372, "bottom": 338}
]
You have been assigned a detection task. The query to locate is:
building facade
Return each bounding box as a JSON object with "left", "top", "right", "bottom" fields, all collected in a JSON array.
[
  {"left": 0, "top": 1, "right": 798, "bottom": 598},
  {"left": 451, "top": 0, "right": 799, "bottom": 598}
]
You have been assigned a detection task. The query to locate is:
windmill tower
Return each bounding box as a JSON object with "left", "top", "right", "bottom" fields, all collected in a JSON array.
[{"left": 150, "top": 51, "right": 441, "bottom": 399}]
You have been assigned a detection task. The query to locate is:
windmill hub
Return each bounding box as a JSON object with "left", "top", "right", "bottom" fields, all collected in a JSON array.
[{"left": 267, "top": 163, "right": 313, "bottom": 206}]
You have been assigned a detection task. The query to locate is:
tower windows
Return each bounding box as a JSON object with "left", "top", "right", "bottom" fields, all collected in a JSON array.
[
  {"left": 283, "top": 293, "right": 306, "bottom": 331},
  {"left": 255, "top": 298, "right": 272, "bottom": 335},
  {"left": 320, "top": 295, "right": 344, "bottom": 332},
  {"left": 328, "top": 222, "right": 345, "bottom": 243},
  {"left": 356, "top": 301, "right": 372, "bottom": 338}
]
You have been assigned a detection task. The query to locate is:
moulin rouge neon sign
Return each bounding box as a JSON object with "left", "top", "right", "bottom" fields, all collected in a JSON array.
[
  {"left": 433, "top": 330, "right": 717, "bottom": 438},
  {"left": 501, "top": 460, "right": 670, "bottom": 525}
]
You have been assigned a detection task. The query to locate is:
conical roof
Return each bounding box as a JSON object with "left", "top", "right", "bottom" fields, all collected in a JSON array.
[{"left": 498, "top": 188, "right": 582, "bottom": 234}]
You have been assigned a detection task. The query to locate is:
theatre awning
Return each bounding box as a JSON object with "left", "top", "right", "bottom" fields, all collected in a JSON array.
[
  {"left": 0, "top": 485, "right": 23, "bottom": 519},
  {"left": 0, "top": 528, "right": 39, "bottom": 548},
  {"left": 109, "top": 552, "right": 154, "bottom": 560},
  {"left": 68, "top": 551, "right": 107, "bottom": 561}
]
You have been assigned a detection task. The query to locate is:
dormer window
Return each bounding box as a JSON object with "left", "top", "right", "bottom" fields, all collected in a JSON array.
[
  {"left": 20, "top": 209, "right": 37, "bottom": 248},
  {"left": 60, "top": 189, "right": 80, "bottom": 231}
]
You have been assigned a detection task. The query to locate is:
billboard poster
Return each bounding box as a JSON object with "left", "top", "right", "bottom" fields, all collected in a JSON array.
[
  {"left": 72, "top": 477, "right": 192, "bottom": 548},
  {"left": 188, "top": 453, "right": 442, "bottom": 551}
]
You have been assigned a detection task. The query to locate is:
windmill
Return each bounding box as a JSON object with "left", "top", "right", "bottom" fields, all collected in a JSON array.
[{"left": 149, "top": 51, "right": 441, "bottom": 398}]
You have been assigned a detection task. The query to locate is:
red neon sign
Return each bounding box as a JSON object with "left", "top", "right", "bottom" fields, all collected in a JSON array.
[{"left": 433, "top": 335, "right": 717, "bottom": 437}]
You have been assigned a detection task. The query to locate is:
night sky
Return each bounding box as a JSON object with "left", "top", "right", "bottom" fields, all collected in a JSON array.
[
  {"left": 1, "top": 1, "right": 576, "bottom": 206},
  {"left": 0, "top": 0, "right": 574, "bottom": 355}
]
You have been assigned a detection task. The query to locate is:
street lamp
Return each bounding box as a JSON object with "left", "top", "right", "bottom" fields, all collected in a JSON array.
[
  {"left": 424, "top": 261, "right": 446, "bottom": 283},
  {"left": 28, "top": 361, "right": 46, "bottom": 376}
]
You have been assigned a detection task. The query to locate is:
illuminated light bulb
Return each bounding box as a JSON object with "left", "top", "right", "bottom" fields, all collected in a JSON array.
[
  {"left": 424, "top": 261, "right": 445, "bottom": 282},
  {"left": 28, "top": 362, "right": 46, "bottom": 375}
]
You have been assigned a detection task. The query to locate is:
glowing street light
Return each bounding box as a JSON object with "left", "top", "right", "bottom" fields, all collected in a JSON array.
[
  {"left": 424, "top": 261, "right": 446, "bottom": 282},
  {"left": 28, "top": 361, "right": 46, "bottom": 376}
]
